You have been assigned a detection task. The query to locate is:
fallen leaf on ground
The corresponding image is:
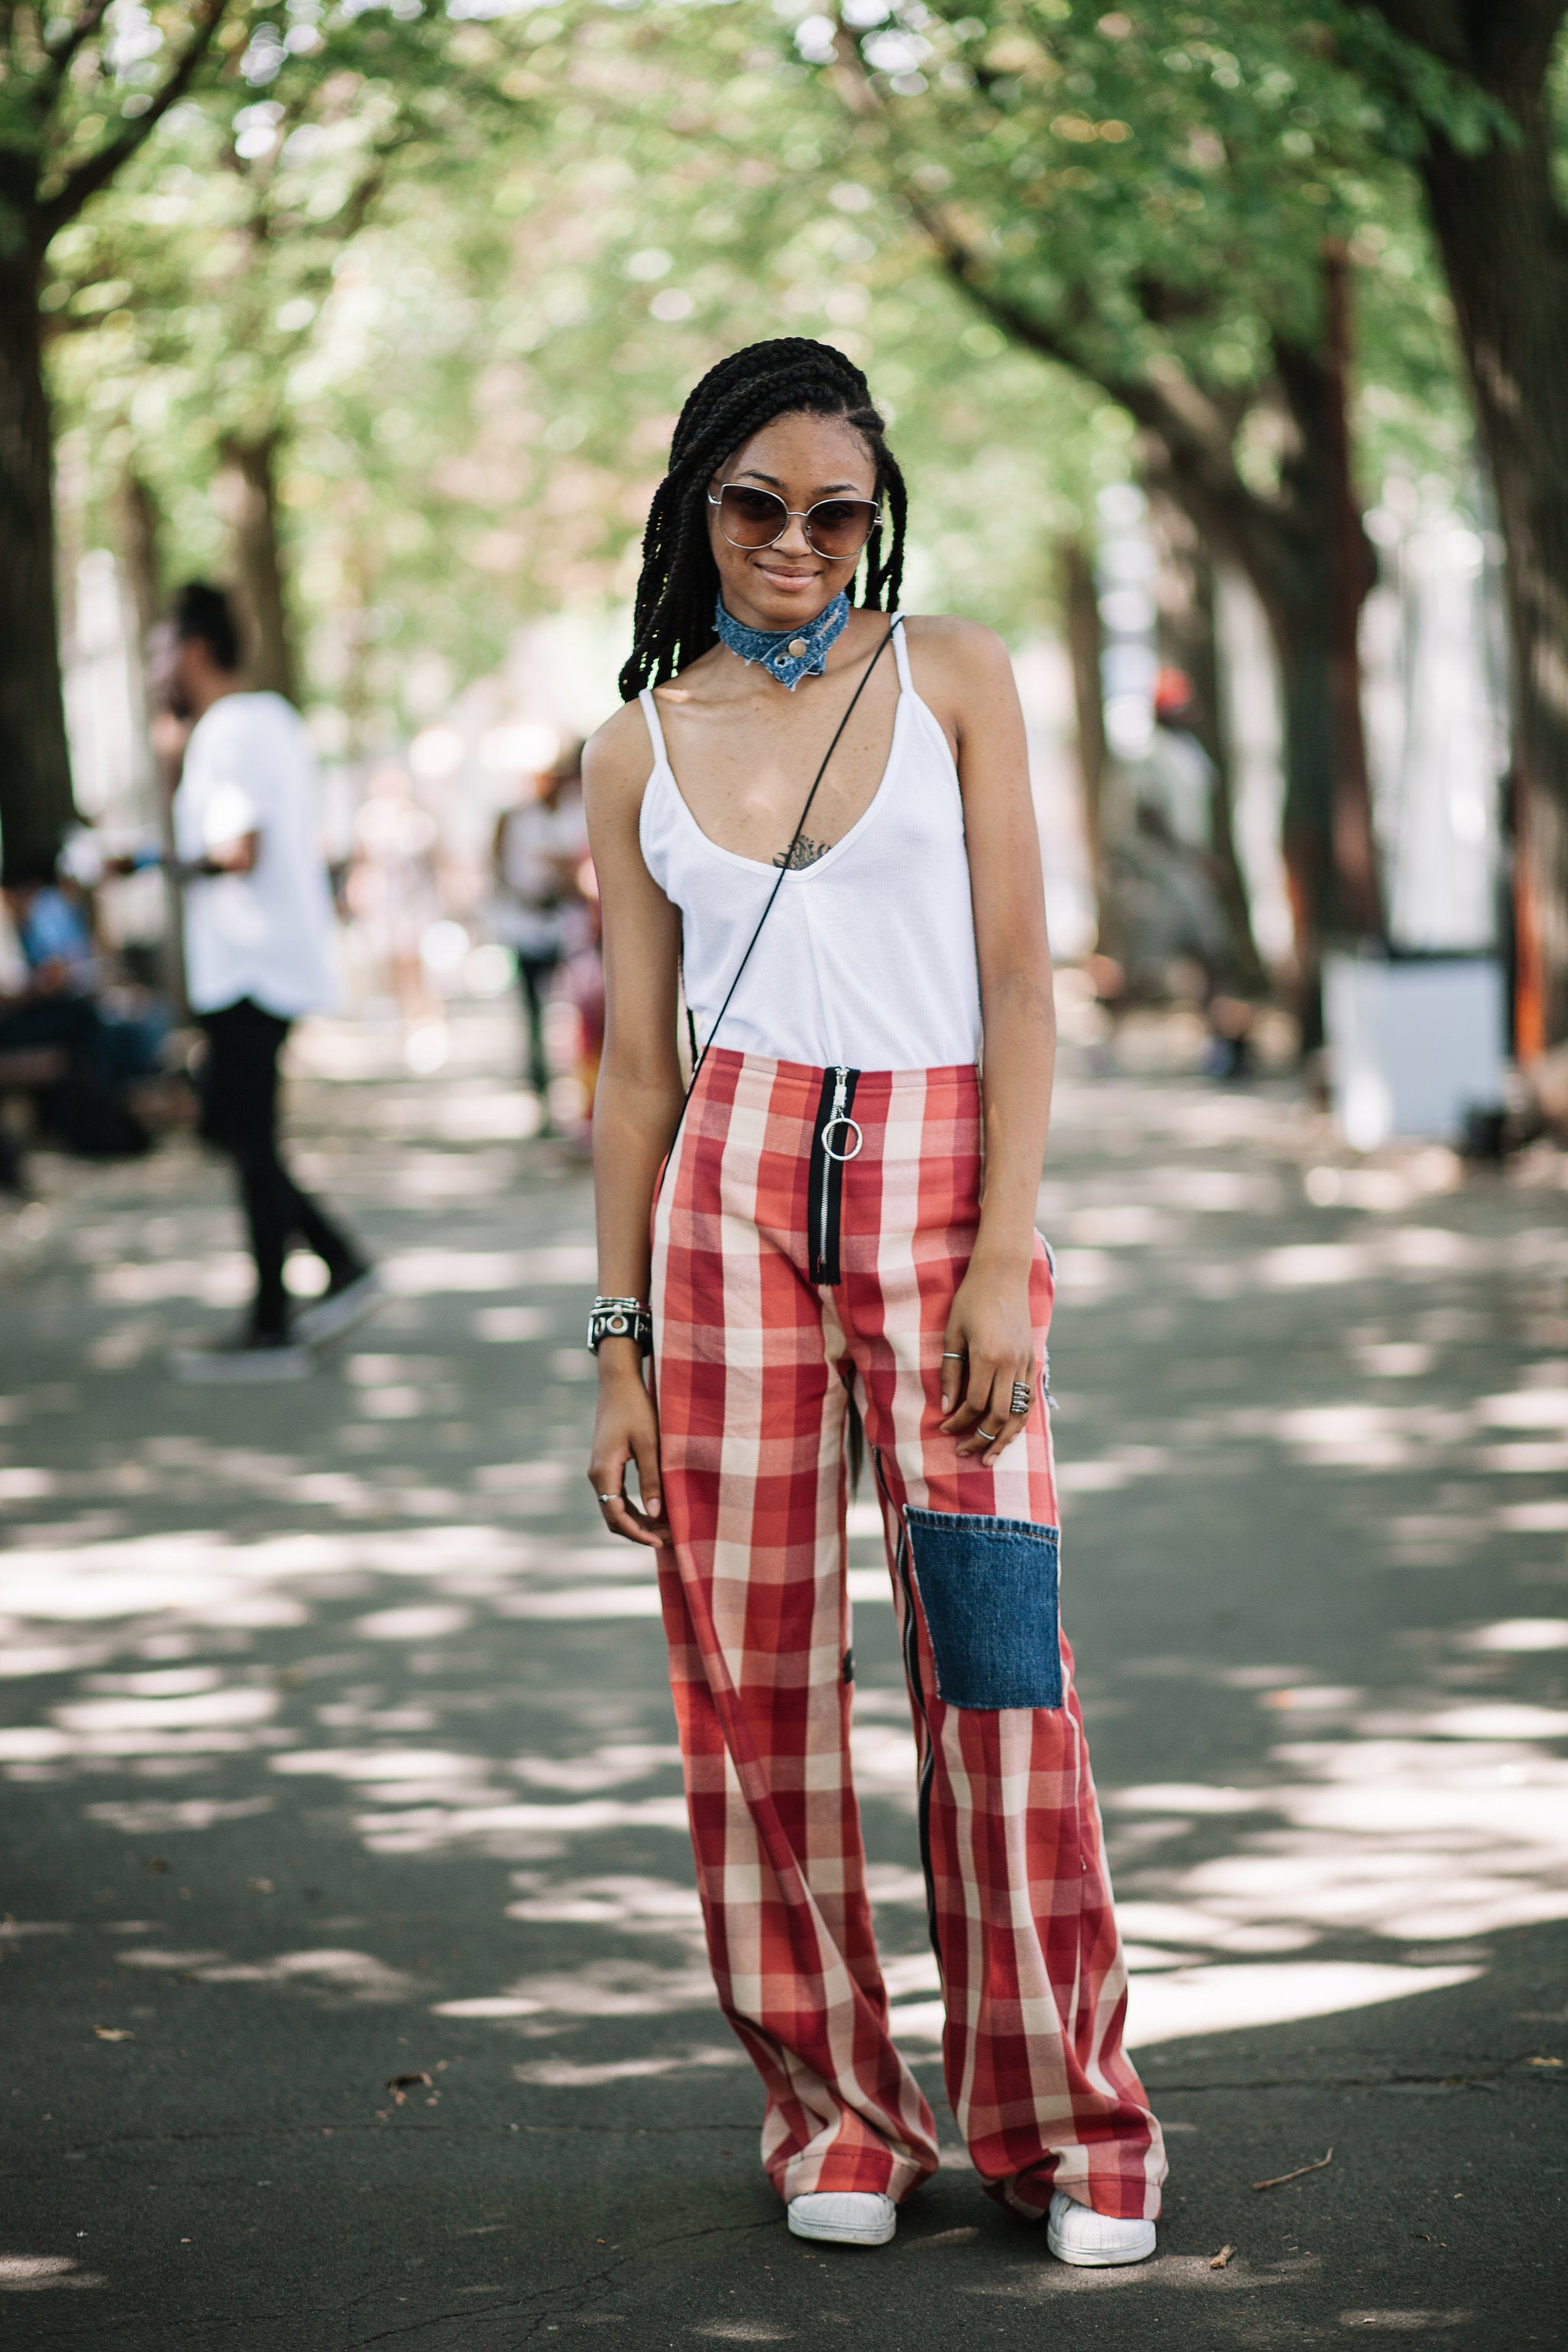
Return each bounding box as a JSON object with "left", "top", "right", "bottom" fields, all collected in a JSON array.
[
  {"left": 93, "top": 2027, "right": 133, "bottom": 2042},
  {"left": 1209, "top": 2245, "right": 1235, "bottom": 2270},
  {"left": 387, "top": 2069, "right": 433, "bottom": 2105},
  {"left": 1527, "top": 2055, "right": 1562, "bottom": 2067},
  {"left": 1253, "top": 2148, "right": 1332, "bottom": 2191}
]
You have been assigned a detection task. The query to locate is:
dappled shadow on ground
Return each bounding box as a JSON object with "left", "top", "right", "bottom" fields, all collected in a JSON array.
[{"left": 1, "top": 1010, "right": 1564, "bottom": 2347}]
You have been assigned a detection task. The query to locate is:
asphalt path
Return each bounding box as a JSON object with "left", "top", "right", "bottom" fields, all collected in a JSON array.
[{"left": 2, "top": 1008, "right": 1565, "bottom": 2349}]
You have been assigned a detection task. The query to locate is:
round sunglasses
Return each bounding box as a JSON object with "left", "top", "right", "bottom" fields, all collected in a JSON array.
[{"left": 708, "top": 482, "right": 879, "bottom": 561}]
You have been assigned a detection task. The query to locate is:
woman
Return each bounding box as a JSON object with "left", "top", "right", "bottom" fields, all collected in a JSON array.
[{"left": 583, "top": 339, "right": 1164, "bottom": 2261}]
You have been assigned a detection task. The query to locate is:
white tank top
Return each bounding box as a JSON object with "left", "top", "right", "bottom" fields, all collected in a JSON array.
[{"left": 638, "top": 619, "right": 982, "bottom": 1070}]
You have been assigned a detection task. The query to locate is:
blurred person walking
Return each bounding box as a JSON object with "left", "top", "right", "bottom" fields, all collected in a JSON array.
[
  {"left": 583, "top": 342, "right": 1163, "bottom": 2263},
  {"left": 348, "top": 763, "right": 445, "bottom": 1070},
  {"left": 491, "top": 745, "right": 586, "bottom": 1112},
  {"left": 161, "top": 583, "right": 378, "bottom": 1380}
]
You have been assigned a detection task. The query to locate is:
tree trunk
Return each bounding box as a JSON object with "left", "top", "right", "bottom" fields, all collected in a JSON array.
[
  {"left": 1405, "top": 49, "right": 1568, "bottom": 1050},
  {"left": 906, "top": 204, "right": 1386, "bottom": 1031},
  {"left": 1320, "top": 240, "right": 1384, "bottom": 946},
  {"left": 1147, "top": 488, "right": 1265, "bottom": 986},
  {"left": 219, "top": 432, "right": 297, "bottom": 703},
  {"left": 1059, "top": 534, "right": 1107, "bottom": 920},
  {"left": 110, "top": 469, "right": 188, "bottom": 1014},
  {"left": 1270, "top": 327, "right": 1383, "bottom": 944},
  {"left": 113, "top": 471, "right": 165, "bottom": 652},
  {"left": 0, "top": 242, "right": 77, "bottom": 882},
  {"left": 1142, "top": 322, "right": 1383, "bottom": 1046}
]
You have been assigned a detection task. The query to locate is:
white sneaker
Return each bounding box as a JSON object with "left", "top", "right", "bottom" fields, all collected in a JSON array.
[
  {"left": 1046, "top": 2190, "right": 1156, "bottom": 2267},
  {"left": 170, "top": 1330, "right": 311, "bottom": 1383},
  {"left": 293, "top": 1266, "right": 382, "bottom": 1348},
  {"left": 786, "top": 2191, "right": 897, "bottom": 2247}
]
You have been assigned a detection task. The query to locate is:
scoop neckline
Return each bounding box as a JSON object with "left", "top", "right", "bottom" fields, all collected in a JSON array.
[{"left": 648, "top": 677, "right": 912, "bottom": 880}]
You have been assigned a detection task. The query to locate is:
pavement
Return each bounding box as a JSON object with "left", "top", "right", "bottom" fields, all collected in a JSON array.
[{"left": 2, "top": 1004, "right": 1565, "bottom": 2350}]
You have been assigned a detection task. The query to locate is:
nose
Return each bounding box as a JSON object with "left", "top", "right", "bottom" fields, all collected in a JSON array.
[{"left": 770, "top": 508, "right": 815, "bottom": 558}]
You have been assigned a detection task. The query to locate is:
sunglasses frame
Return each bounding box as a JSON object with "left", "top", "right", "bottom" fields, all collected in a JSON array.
[{"left": 707, "top": 482, "right": 880, "bottom": 561}]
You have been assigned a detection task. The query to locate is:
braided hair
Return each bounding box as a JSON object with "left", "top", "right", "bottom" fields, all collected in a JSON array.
[{"left": 618, "top": 338, "right": 909, "bottom": 701}]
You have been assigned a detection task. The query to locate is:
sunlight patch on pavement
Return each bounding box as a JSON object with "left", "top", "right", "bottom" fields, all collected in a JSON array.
[
  {"left": 1107, "top": 1733, "right": 1568, "bottom": 1956},
  {"left": 439, "top": 1958, "right": 717, "bottom": 2022},
  {"left": 382, "top": 1243, "right": 597, "bottom": 1295},
  {"left": 0, "top": 2256, "right": 107, "bottom": 2292},
  {"left": 499, "top": 1586, "right": 663, "bottom": 1618},
  {"left": 504, "top": 1873, "right": 702, "bottom": 1928},
  {"left": 510, "top": 2045, "right": 744, "bottom": 2086},
  {"left": 511, "top": 1748, "right": 683, "bottom": 1795},
  {"left": 86, "top": 1795, "right": 276, "bottom": 1834},
  {"left": 1465, "top": 1618, "right": 1568, "bottom": 1652},
  {"left": 1056, "top": 1444, "right": 1170, "bottom": 1495},
  {"left": 353, "top": 1795, "right": 691, "bottom": 1856},
  {"left": 117, "top": 1944, "right": 416, "bottom": 2001},
  {"left": 93, "top": 1251, "right": 251, "bottom": 1305},
  {"left": 1123, "top": 1961, "right": 1479, "bottom": 2048},
  {"left": 355, "top": 1604, "right": 473, "bottom": 1638},
  {"left": 886, "top": 1962, "right": 1480, "bottom": 2050}
]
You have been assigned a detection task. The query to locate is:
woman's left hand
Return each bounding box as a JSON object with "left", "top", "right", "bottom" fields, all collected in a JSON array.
[{"left": 939, "top": 1254, "right": 1037, "bottom": 1465}]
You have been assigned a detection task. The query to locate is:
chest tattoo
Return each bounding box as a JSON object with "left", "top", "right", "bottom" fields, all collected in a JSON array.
[{"left": 775, "top": 835, "right": 831, "bottom": 871}]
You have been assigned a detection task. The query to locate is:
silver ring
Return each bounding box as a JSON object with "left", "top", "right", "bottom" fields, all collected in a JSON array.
[
  {"left": 941, "top": 1349, "right": 965, "bottom": 1360},
  {"left": 1011, "top": 1382, "right": 1033, "bottom": 1416},
  {"left": 819, "top": 1115, "right": 863, "bottom": 1164},
  {"left": 976, "top": 1426, "right": 1001, "bottom": 1443},
  {"left": 597, "top": 1493, "right": 622, "bottom": 1505}
]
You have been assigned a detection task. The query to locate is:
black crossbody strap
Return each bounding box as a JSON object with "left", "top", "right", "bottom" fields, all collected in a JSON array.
[{"left": 668, "top": 619, "right": 897, "bottom": 1150}]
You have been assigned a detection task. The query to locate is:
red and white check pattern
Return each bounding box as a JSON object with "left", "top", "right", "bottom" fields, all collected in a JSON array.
[{"left": 650, "top": 1049, "right": 1165, "bottom": 2219}]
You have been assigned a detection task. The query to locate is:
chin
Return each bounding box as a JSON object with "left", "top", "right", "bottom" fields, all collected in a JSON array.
[{"left": 742, "top": 575, "right": 834, "bottom": 612}]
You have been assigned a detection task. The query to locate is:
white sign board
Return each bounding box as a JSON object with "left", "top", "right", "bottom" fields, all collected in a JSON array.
[{"left": 1323, "top": 954, "right": 1506, "bottom": 1152}]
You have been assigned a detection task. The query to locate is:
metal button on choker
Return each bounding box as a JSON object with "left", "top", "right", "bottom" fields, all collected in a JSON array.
[{"left": 714, "top": 591, "right": 851, "bottom": 691}]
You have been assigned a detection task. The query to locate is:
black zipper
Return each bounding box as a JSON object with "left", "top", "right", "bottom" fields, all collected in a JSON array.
[
  {"left": 806, "top": 1063, "right": 860, "bottom": 1285},
  {"left": 874, "top": 1447, "right": 942, "bottom": 1973}
]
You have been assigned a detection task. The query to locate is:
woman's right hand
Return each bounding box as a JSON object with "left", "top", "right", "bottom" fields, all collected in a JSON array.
[{"left": 587, "top": 1345, "right": 670, "bottom": 1547}]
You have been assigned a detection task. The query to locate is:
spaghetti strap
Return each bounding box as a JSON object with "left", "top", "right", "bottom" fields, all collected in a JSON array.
[
  {"left": 639, "top": 685, "right": 669, "bottom": 768},
  {"left": 889, "top": 611, "right": 910, "bottom": 691}
]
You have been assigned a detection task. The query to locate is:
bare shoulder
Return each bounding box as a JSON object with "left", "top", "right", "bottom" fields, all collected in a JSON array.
[
  {"left": 582, "top": 697, "right": 658, "bottom": 818},
  {"left": 899, "top": 614, "right": 1020, "bottom": 724}
]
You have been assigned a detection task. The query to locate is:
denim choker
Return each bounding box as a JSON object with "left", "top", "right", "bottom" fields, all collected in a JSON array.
[{"left": 714, "top": 592, "right": 850, "bottom": 690}]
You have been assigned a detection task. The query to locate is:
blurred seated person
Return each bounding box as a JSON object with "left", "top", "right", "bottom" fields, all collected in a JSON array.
[
  {"left": 1102, "top": 668, "right": 1256, "bottom": 1080},
  {"left": 0, "top": 862, "right": 158, "bottom": 1158}
]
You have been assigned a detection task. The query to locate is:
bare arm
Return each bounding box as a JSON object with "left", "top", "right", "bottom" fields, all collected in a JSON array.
[
  {"left": 582, "top": 701, "right": 686, "bottom": 1546},
  {"left": 200, "top": 829, "right": 260, "bottom": 876},
  {"left": 115, "top": 828, "right": 261, "bottom": 883},
  {"left": 912, "top": 619, "right": 1055, "bottom": 1463}
]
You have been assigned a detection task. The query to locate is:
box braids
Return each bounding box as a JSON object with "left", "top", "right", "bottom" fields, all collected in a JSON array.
[{"left": 618, "top": 337, "right": 907, "bottom": 702}]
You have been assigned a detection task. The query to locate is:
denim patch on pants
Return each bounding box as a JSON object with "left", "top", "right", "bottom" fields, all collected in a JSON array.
[{"left": 903, "top": 1506, "right": 1063, "bottom": 1710}]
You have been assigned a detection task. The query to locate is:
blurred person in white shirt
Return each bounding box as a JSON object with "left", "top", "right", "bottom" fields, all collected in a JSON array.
[
  {"left": 161, "top": 583, "right": 378, "bottom": 1379},
  {"left": 491, "top": 745, "right": 586, "bottom": 1109}
]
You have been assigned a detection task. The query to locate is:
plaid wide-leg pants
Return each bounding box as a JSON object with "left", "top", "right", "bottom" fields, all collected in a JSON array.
[{"left": 650, "top": 1049, "right": 1165, "bottom": 2220}]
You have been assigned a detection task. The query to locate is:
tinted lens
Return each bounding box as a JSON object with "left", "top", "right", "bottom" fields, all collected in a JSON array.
[
  {"left": 805, "top": 498, "right": 877, "bottom": 558},
  {"left": 717, "top": 485, "right": 789, "bottom": 546}
]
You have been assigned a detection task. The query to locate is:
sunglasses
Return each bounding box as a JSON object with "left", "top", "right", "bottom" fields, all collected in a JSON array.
[{"left": 708, "top": 482, "right": 880, "bottom": 561}]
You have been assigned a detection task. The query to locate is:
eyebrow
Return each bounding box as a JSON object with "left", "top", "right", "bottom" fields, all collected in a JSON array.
[{"left": 734, "top": 469, "right": 870, "bottom": 495}]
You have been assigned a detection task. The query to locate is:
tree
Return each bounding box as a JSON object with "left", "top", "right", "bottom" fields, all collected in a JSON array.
[
  {"left": 55, "top": 0, "right": 1119, "bottom": 758},
  {"left": 0, "top": 0, "right": 231, "bottom": 877},
  {"left": 822, "top": 0, "right": 1472, "bottom": 1004},
  {"left": 4, "top": 0, "right": 532, "bottom": 875},
  {"left": 1361, "top": 1, "right": 1568, "bottom": 1049}
]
